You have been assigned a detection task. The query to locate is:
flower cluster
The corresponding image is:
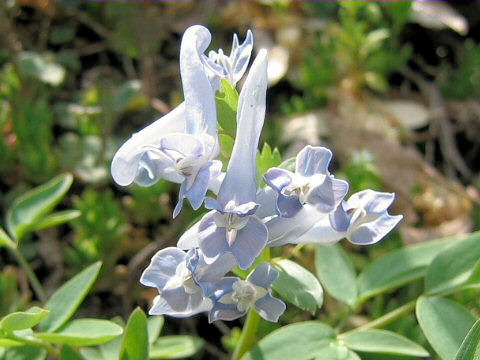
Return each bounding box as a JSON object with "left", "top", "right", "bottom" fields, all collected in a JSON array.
[{"left": 111, "top": 25, "right": 402, "bottom": 323}]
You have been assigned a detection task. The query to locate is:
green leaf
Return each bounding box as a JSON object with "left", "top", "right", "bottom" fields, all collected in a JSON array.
[
  {"left": 455, "top": 319, "right": 480, "bottom": 360},
  {"left": 257, "top": 143, "right": 282, "bottom": 176},
  {"left": 39, "top": 261, "right": 102, "bottom": 332},
  {"left": 272, "top": 259, "right": 323, "bottom": 313},
  {"left": 425, "top": 232, "right": 480, "bottom": 294},
  {"left": 119, "top": 308, "right": 149, "bottom": 360},
  {"left": 356, "top": 238, "right": 451, "bottom": 302},
  {"left": 6, "top": 173, "right": 73, "bottom": 241},
  {"left": 0, "top": 227, "right": 16, "bottom": 250},
  {"left": 3, "top": 345, "right": 46, "bottom": 360},
  {"left": 315, "top": 244, "right": 357, "bottom": 306},
  {"left": 313, "top": 345, "right": 360, "bottom": 360},
  {"left": 341, "top": 329, "right": 429, "bottom": 357},
  {"left": 150, "top": 335, "right": 204, "bottom": 359},
  {"left": 147, "top": 316, "right": 164, "bottom": 345},
  {"left": 0, "top": 307, "right": 50, "bottom": 332},
  {"left": 31, "top": 210, "right": 81, "bottom": 232},
  {"left": 79, "top": 348, "right": 104, "bottom": 360},
  {"left": 218, "top": 134, "right": 234, "bottom": 169},
  {"left": 416, "top": 296, "right": 476, "bottom": 360},
  {"left": 36, "top": 319, "right": 123, "bottom": 347},
  {"left": 60, "top": 346, "right": 85, "bottom": 360},
  {"left": 277, "top": 157, "right": 296, "bottom": 172},
  {"left": 215, "top": 78, "right": 238, "bottom": 137},
  {"left": 242, "top": 321, "right": 336, "bottom": 360},
  {"left": 0, "top": 339, "right": 24, "bottom": 347}
]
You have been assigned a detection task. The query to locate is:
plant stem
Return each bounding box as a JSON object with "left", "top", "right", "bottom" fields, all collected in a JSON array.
[
  {"left": 232, "top": 309, "right": 261, "bottom": 360},
  {"left": 231, "top": 248, "right": 271, "bottom": 360},
  {"left": 8, "top": 333, "right": 59, "bottom": 358},
  {"left": 10, "top": 248, "right": 47, "bottom": 303},
  {"left": 342, "top": 299, "right": 416, "bottom": 335}
]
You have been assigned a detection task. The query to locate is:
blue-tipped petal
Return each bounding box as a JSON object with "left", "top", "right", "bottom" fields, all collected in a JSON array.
[
  {"left": 180, "top": 26, "right": 217, "bottom": 137},
  {"left": 329, "top": 202, "right": 350, "bottom": 233},
  {"left": 189, "top": 249, "right": 236, "bottom": 284},
  {"left": 255, "top": 294, "right": 286, "bottom": 322},
  {"left": 230, "top": 30, "right": 254, "bottom": 85},
  {"left": 264, "top": 168, "right": 293, "bottom": 192},
  {"left": 255, "top": 187, "right": 277, "bottom": 219},
  {"left": 140, "top": 247, "right": 186, "bottom": 289},
  {"left": 149, "top": 295, "right": 211, "bottom": 318},
  {"left": 217, "top": 50, "right": 268, "bottom": 207},
  {"left": 276, "top": 192, "right": 303, "bottom": 218},
  {"left": 296, "top": 146, "right": 332, "bottom": 177},
  {"left": 231, "top": 217, "right": 268, "bottom": 269},
  {"left": 209, "top": 302, "right": 244, "bottom": 322},
  {"left": 349, "top": 214, "right": 403, "bottom": 245},
  {"left": 306, "top": 177, "right": 349, "bottom": 213},
  {"left": 198, "top": 213, "right": 230, "bottom": 264},
  {"left": 247, "top": 263, "right": 279, "bottom": 288},
  {"left": 111, "top": 103, "right": 186, "bottom": 187}
]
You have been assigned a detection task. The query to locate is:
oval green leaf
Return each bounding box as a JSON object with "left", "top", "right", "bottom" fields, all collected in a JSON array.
[
  {"left": 0, "top": 307, "right": 49, "bottom": 332},
  {"left": 215, "top": 78, "right": 238, "bottom": 137},
  {"left": 36, "top": 319, "right": 123, "bottom": 347},
  {"left": 341, "top": 329, "right": 429, "bottom": 357},
  {"left": 3, "top": 345, "right": 46, "bottom": 360},
  {"left": 455, "top": 319, "right": 480, "bottom": 360},
  {"left": 425, "top": 232, "right": 480, "bottom": 295},
  {"left": 31, "top": 210, "right": 81, "bottom": 232},
  {"left": 119, "top": 308, "right": 149, "bottom": 360},
  {"left": 314, "top": 345, "right": 360, "bottom": 360},
  {"left": 356, "top": 238, "right": 451, "bottom": 302},
  {"left": 416, "top": 296, "right": 476, "bottom": 360},
  {"left": 150, "top": 335, "right": 204, "bottom": 359},
  {"left": 6, "top": 173, "right": 73, "bottom": 241},
  {"left": 315, "top": 244, "right": 357, "bottom": 306},
  {"left": 272, "top": 259, "right": 323, "bottom": 313},
  {"left": 61, "top": 346, "right": 85, "bottom": 360},
  {"left": 242, "top": 321, "right": 336, "bottom": 360},
  {"left": 148, "top": 316, "right": 164, "bottom": 345},
  {"left": 39, "top": 261, "right": 102, "bottom": 332}
]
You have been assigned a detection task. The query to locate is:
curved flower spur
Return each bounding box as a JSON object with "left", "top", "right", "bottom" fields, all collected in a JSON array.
[
  {"left": 195, "top": 50, "right": 269, "bottom": 270},
  {"left": 111, "top": 26, "right": 254, "bottom": 216}
]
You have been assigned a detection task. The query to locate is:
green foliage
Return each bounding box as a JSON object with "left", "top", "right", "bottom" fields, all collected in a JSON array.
[
  {"left": 119, "top": 308, "right": 149, "bottom": 360},
  {"left": 216, "top": 79, "right": 239, "bottom": 138},
  {"left": 40, "top": 262, "right": 102, "bottom": 332},
  {"left": 416, "top": 296, "right": 476, "bottom": 360},
  {"left": 17, "top": 52, "right": 66, "bottom": 87},
  {"left": 315, "top": 244, "right": 357, "bottom": 306},
  {"left": 0, "top": 307, "right": 49, "bottom": 332},
  {"left": 150, "top": 336, "right": 204, "bottom": 359},
  {"left": 67, "top": 189, "right": 126, "bottom": 270},
  {"left": 242, "top": 321, "right": 336, "bottom": 360},
  {"left": 341, "top": 329, "right": 429, "bottom": 357},
  {"left": 36, "top": 319, "right": 123, "bottom": 346},
  {"left": 440, "top": 39, "right": 480, "bottom": 100},
  {"left": 339, "top": 151, "right": 382, "bottom": 194},
  {"left": 257, "top": 143, "right": 282, "bottom": 178},
  {"left": 425, "top": 232, "right": 480, "bottom": 295},
  {"left": 271, "top": 259, "right": 323, "bottom": 314},
  {"left": 356, "top": 237, "right": 451, "bottom": 302},
  {"left": 455, "top": 319, "right": 480, "bottom": 360},
  {"left": 6, "top": 173, "right": 74, "bottom": 242}
]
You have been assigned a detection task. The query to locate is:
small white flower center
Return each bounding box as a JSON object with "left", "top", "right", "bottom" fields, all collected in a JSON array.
[
  {"left": 219, "top": 280, "right": 268, "bottom": 313},
  {"left": 214, "top": 211, "right": 249, "bottom": 246},
  {"left": 283, "top": 174, "right": 326, "bottom": 204},
  {"left": 168, "top": 262, "right": 200, "bottom": 295}
]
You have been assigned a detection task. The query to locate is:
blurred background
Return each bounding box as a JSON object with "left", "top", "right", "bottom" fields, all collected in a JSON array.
[{"left": 1, "top": 1, "right": 480, "bottom": 358}]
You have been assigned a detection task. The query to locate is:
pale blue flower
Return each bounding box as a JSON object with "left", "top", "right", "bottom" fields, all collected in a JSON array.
[
  {"left": 267, "top": 190, "right": 402, "bottom": 247},
  {"left": 264, "top": 146, "right": 349, "bottom": 218},
  {"left": 208, "top": 263, "right": 285, "bottom": 322},
  {"left": 203, "top": 30, "right": 254, "bottom": 90},
  {"left": 195, "top": 50, "right": 269, "bottom": 269},
  {"left": 140, "top": 247, "right": 234, "bottom": 317}
]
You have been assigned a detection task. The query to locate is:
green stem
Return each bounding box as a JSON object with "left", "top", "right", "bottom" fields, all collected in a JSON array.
[
  {"left": 231, "top": 248, "right": 272, "bottom": 360},
  {"left": 10, "top": 248, "right": 47, "bottom": 303},
  {"left": 342, "top": 299, "right": 416, "bottom": 335},
  {"left": 232, "top": 309, "right": 261, "bottom": 360},
  {"left": 8, "top": 333, "right": 59, "bottom": 358}
]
